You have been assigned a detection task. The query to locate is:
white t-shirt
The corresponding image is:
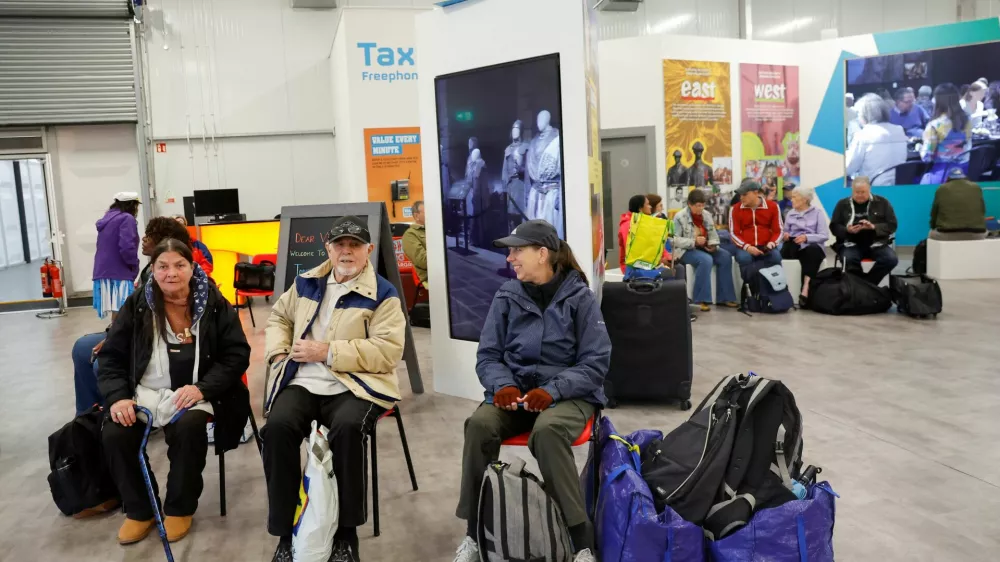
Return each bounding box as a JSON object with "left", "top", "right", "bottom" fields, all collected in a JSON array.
[{"left": 290, "top": 276, "right": 357, "bottom": 396}]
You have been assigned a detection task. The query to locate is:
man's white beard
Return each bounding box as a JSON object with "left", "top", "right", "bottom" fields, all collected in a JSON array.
[{"left": 335, "top": 263, "right": 361, "bottom": 278}]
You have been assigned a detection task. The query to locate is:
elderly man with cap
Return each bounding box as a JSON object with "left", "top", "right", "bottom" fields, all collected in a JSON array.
[
  {"left": 262, "top": 216, "right": 406, "bottom": 562},
  {"left": 728, "top": 179, "right": 784, "bottom": 281}
]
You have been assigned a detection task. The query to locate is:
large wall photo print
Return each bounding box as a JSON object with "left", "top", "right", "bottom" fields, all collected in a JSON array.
[{"left": 435, "top": 54, "right": 566, "bottom": 342}]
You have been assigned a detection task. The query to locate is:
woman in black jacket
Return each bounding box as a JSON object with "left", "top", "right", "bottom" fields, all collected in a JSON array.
[{"left": 98, "top": 238, "right": 250, "bottom": 546}]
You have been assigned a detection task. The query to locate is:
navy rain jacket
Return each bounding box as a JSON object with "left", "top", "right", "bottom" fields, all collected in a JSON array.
[{"left": 476, "top": 270, "right": 611, "bottom": 406}]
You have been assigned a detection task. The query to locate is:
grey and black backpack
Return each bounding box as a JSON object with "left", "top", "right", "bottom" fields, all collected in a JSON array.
[
  {"left": 640, "top": 373, "right": 804, "bottom": 539},
  {"left": 477, "top": 458, "right": 574, "bottom": 562}
]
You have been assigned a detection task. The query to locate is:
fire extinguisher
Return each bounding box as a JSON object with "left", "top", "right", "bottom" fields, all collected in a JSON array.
[
  {"left": 50, "top": 261, "right": 64, "bottom": 299},
  {"left": 40, "top": 259, "right": 53, "bottom": 298}
]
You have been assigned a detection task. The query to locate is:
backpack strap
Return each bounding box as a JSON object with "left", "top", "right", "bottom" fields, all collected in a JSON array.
[{"left": 772, "top": 425, "right": 793, "bottom": 490}]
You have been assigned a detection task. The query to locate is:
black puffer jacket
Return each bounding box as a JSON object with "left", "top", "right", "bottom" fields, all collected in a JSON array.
[{"left": 98, "top": 269, "right": 251, "bottom": 452}]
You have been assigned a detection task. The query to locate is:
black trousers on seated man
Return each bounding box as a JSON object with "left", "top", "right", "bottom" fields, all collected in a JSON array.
[
  {"left": 103, "top": 409, "right": 211, "bottom": 521},
  {"left": 842, "top": 243, "right": 898, "bottom": 285},
  {"left": 262, "top": 385, "right": 386, "bottom": 537},
  {"left": 456, "top": 399, "right": 596, "bottom": 549}
]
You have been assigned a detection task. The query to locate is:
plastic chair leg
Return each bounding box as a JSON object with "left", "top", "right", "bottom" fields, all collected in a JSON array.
[
  {"left": 394, "top": 408, "right": 418, "bottom": 491},
  {"left": 219, "top": 451, "right": 227, "bottom": 517},
  {"left": 247, "top": 297, "right": 255, "bottom": 328},
  {"left": 370, "top": 425, "right": 380, "bottom": 537}
]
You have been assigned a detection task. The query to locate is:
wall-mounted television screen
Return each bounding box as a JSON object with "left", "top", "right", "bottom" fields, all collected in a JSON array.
[
  {"left": 434, "top": 53, "right": 566, "bottom": 342},
  {"left": 844, "top": 41, "right": 1000, "bottom": 186}
]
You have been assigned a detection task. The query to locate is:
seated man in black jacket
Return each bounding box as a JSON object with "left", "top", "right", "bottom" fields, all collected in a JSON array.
[{"left": 829, "top": 176, "right": 899, "bottom": 285}]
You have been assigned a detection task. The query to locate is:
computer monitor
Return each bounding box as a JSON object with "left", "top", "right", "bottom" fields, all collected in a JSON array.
[{"left": 193, "top": 189, "right": 240, "bottom": 217}]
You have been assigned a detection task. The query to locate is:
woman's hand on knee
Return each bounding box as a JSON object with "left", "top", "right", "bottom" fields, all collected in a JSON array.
[
  {"left": 110, "top": 399, "right": 137, "bottom": 426},
  {"left": 173, "top": 385, "right": 204, "bottom": 410}
]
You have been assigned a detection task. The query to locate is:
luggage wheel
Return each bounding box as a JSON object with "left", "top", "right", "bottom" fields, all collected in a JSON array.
[{"left": 679, "top": 400, "right": 692, "bottom": 411}]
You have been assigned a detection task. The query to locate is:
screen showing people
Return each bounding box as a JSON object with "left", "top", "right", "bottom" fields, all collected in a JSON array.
[
  {"left": 844, "top": 41, "right": 1000, "bottom": 185},
  {"left": 434, "top": 54, "right": 567, "bottom": 342}
]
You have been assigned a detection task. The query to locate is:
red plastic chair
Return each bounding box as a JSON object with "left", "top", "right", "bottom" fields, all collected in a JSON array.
[
  {"left": 500, "top": 409, "right": 602, "bottom": 519},
  {"left": 409, "top": 268, "right": 428, "bottom": 313},
  {"left": 235, "top": 253, "right": 278, "bottom": 327},
  {"left": 369, "top": 405, "right": 418, "bottom": 537}
]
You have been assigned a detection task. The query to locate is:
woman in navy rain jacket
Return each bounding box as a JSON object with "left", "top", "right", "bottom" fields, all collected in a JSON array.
[{"left": 451, "top": 220, "right": 611, "bottom": 562}]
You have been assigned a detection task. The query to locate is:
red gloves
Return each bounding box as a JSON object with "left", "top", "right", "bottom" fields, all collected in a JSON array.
[
  {"left": 493, "top": 386, "right": 521, "bottom": 410},
  {"left": 493, "top": 387, "right": 554, "bottom": 412},
  {"left": 522, "top": 388, "right": 554, "bottom": 412}
]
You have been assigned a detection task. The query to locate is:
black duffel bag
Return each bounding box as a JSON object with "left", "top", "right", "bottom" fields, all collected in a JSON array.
[
  {"left": 234, "top": 260, "right": 275, "bottom": 292},
  {"left": 890, "top": 273, "right": 942, "bottom": 318},
  {"left": 807, "top": 268, "right": 892, "bottom": 315}
]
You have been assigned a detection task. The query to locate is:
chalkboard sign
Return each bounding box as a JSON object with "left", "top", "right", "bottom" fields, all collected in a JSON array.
[
  {"left": 284, "top": 214, "right": 369, "bottom": 290},
  {"left": 275, "top": 202, "right": 424, "bottom": 395}
]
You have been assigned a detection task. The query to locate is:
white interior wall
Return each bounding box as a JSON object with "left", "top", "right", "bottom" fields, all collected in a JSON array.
[
  {"left": 330, "top": 8, "right": 425, "bottom": 204},
  {"left": 598, "top": 0, "right": 967, "bottom": 42},
  {"left": 599, "top": 35, "right": 800, "bottom": 203},
  {"left": 417, "top": 0, "right": 590, "bottom": 401},
  {"left": 47, "top": 125, "right": 146, "bottom": 295},
  {"left": 142, "top": 0, "right": 338, "bottom": 219}
]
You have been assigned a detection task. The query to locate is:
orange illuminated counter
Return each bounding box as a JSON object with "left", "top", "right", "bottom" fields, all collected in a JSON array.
[{"left": 197, "top": 220, "right": 280, "bottom": 303}]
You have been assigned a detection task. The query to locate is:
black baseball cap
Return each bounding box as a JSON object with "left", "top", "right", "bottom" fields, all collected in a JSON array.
[
  {"left": 736, "top": 179, "right": 762, "bottom": 196},
  {"left": 326, "top": 216, "right": 371, "bottom": 244},
  {"left": 493, "top": 220, "right": 560, "bottom": 251}
]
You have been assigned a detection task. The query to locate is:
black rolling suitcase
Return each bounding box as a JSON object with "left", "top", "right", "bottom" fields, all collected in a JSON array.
[
  {"left": 890, "top": 273, "right": 942, "bottom": 318},
  {"left": 601, "top": 277, "right": 693, "bottom": 410}
]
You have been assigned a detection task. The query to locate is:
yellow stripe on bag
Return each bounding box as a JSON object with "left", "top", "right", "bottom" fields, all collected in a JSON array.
[{"left": 292, "top": 474, "right": 311, "bottom": 534}]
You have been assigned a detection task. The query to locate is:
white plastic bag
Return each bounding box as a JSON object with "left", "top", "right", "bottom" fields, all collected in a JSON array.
[{"left": 292, "top": 421, "right": 339, "bottom": 562}]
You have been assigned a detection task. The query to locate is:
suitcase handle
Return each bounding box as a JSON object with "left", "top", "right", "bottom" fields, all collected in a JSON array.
[{"left": 626, "top": 278, "right": 661, "bottom": 293}]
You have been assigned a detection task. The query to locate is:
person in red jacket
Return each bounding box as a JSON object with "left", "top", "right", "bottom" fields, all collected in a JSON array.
[
  {"left": 728, "top": 179, "right": 783, "bottom": 280},
  {"left": 618, "top": 194, "right": 673, "bottom": 274}
]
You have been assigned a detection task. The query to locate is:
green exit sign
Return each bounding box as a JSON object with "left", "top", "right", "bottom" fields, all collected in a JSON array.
[{"left": 455, "top": 111, "right": 473, "bottom": 122}]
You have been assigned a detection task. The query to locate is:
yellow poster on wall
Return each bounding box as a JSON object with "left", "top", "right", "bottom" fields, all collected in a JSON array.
[
  {"left": 364, "top": 127, "right": 424, "bottom": 221},
  {"left": 662, "top": 59, "right": 734, "bottom": 215}
]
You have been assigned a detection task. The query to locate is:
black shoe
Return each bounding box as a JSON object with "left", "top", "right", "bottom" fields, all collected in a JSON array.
[
  {"left": 329, "top": 540, "right": 360, "bottom": 562},
  {"left": 272, "top": 540, "right": 293, "bottom": 562}
]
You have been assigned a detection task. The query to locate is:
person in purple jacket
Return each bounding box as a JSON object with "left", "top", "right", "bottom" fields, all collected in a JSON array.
[
  {"left": 779, "top": 186, "right": 829, "bottom": 306},
  {"left": 93, "top": 192, "right": 141, "bottom": 320}
]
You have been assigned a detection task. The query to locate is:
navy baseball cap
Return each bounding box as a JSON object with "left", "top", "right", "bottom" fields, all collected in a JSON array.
[{"left": 493, "top": 220, "right": 560, "bottom": 251}]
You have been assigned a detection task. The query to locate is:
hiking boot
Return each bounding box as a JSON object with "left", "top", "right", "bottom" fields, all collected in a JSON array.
[
  {"left": 573, "top": 548, "right": 597, "bottom": 562},
  {"left": 453, "top": 537, "right": 479, "bottom": 562},
  {"left": 165, "top": 515, "right": 193, "bottom": 542},
  {"left": 699, "top": 303, "right": 711, "bottom": 312},
  {"left": 721, "top": 301, "right": 740, "bottom": 308},
  {"left": 117, "top": 518, "right": 154, "bottom": 545},
  {"left": 73, "top": 498, "right": 120, "bottom": 519}
]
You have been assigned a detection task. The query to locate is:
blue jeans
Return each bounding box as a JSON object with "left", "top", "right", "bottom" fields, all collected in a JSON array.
[
  {"left": 842, "top": 244, "right": 899, "bottom": 285},
  {"left": 73, "top": 332, "right": 105, "bottom": 416},
  {"left": 678, "top": 248, "right": 736, "bottom": 304},
  {"left": 732, "top": 247, "right": 783, "bottom": 281}
]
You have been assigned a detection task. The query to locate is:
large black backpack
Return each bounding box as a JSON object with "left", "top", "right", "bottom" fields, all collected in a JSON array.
[
  {"left": 640, "top": 374, "right": 803, "bottom": 539},
  {"left": 47, "top": 406, "right": 119, "bottom": 516},
  {"left": 807, "top": 267, "right": 892, "bottom": 315}
]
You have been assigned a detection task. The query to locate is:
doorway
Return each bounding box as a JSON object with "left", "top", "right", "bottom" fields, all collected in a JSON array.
[
  {"left": 601, "top": 128, "right": 656, "bottom": 268},
  {"left": 0, "top": 158, "right": 55, "bottom": 303}
]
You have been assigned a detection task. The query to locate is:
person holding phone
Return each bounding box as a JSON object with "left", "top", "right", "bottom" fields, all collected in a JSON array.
[
  {"left": 452, "top": 220, "right": 610, "bottom": 562},
  {"left": 673, "top": 189, "right": 738, "bottom": 311},
  {"left": 728, "top": 179, "right": 784, "bottom": 281},
  {"left": 829, "top": 176, "right": 899, "bottom": 285}
]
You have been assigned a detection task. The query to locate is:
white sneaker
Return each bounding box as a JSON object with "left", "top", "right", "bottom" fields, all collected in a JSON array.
[
  {"left": 573, "top": 548, "right": 597, "bottom": 562},
  {"left": 453, "top": 536, "right": 479, "bottom": 562}
]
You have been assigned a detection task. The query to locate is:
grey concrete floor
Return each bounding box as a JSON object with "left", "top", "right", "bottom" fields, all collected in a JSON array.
[{"left": 2, "top": 278, "right": 999, "bottom": 562}]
